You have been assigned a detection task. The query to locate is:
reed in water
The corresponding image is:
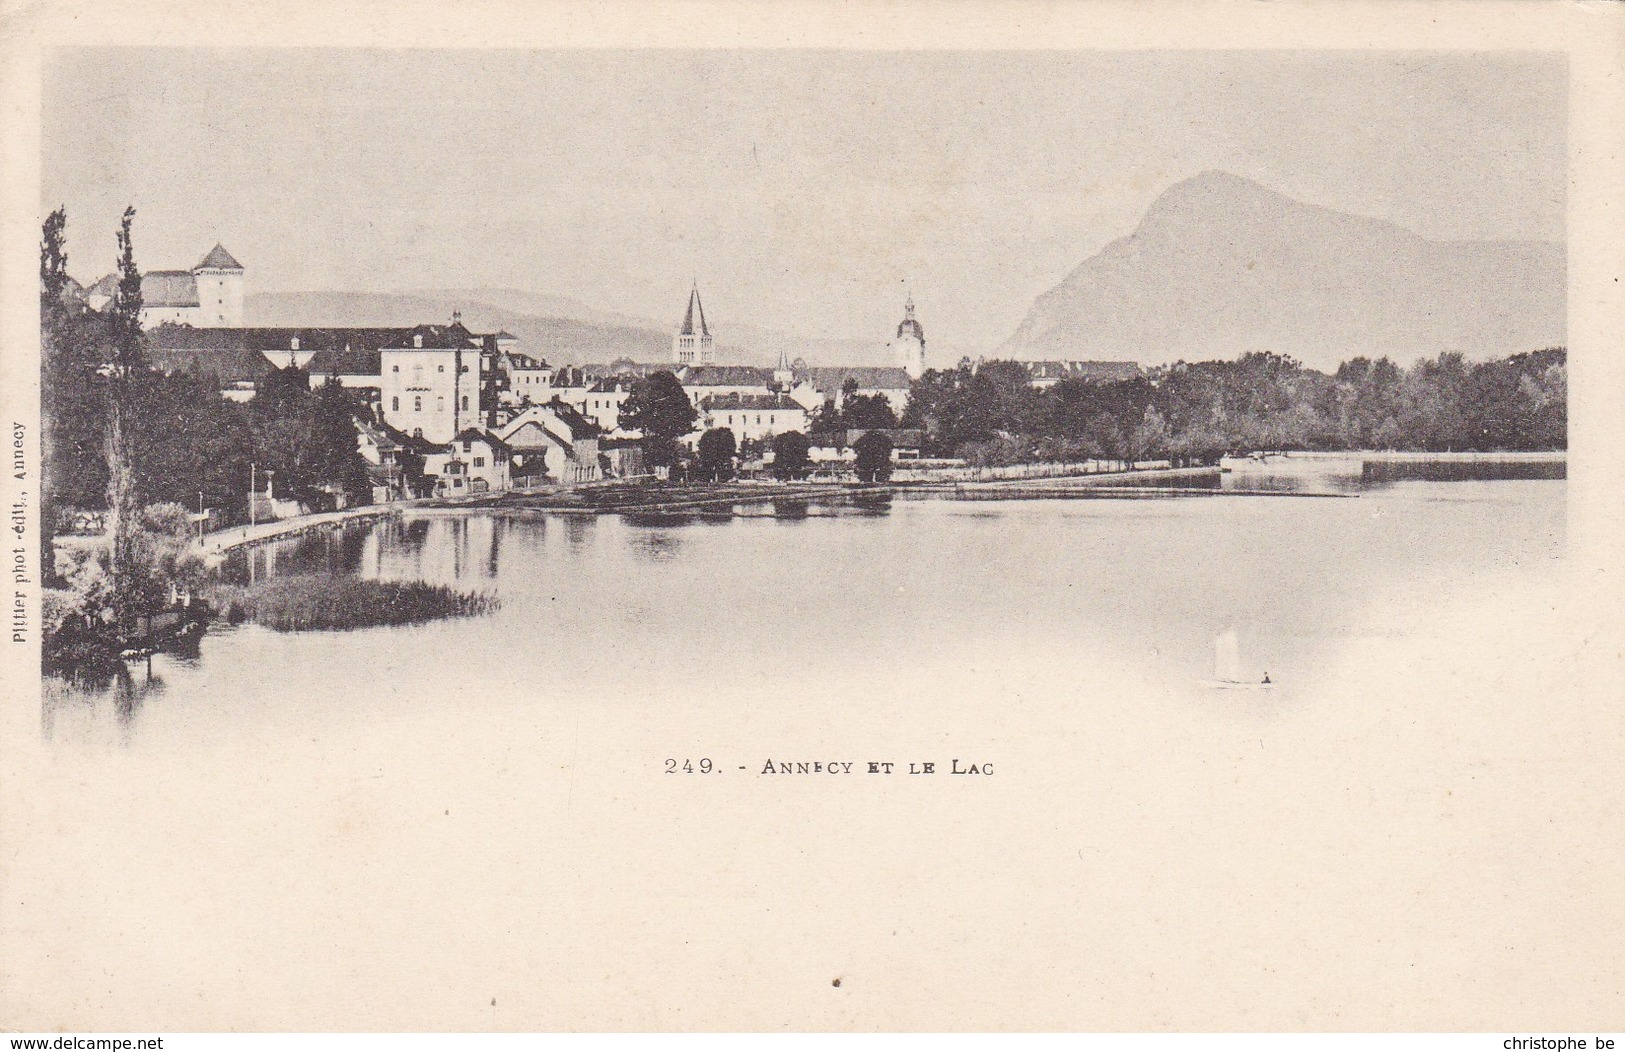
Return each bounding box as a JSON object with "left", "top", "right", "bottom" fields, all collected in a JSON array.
[{"left": 212, "top": 577, "right": 497, "bottom": 632}]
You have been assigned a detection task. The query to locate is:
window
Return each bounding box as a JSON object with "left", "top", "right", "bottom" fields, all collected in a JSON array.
[
  {"left": 391, "top": 397, "right": 399, "bottom": 411},
  {"left": 474, "top": 456, "right": 485, "bottom": 468},
  {"left": 413, "top": 397, "right": 422, "bottom": 412},
  {"left": 462, "top": 440, "right": 471, "bottom": 452},
  {"left": 461, "top": 396, "right": 469, "bottom": 411},
  {"left": 437, "top": 397, "right": 446, "bottom": 413},
  {"left": 392, "top": 365, "right": 400, "bottom": 373},
  {"left": 438, "top": 365, "right": 445, "bottom": 373}
]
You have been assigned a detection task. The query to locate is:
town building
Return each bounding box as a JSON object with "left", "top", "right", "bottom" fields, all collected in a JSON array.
[
  {"left": 500, "top": 350, "right": 555, "bottom": 407},
  {"left": 695, "top": 393, "right": 809, "bottom": 444},
  {"left": 497, "top": 400, "right": 604, "bottom": 484},
  {"left": 680, "top": 365, "right": 775, "bottom": 406},
  {"left": 423, "top": 429, "right": 514, "bottom": 497},
  {"left": 790, "top": 366, "right": 912, "bottom": 415},
  {"left": 573, "top": 377, "right": 636, "bottom": 432},
  {"left": 808, "top": 428, "right": 925, "bottom": 464},
  {"left": 378, "top": 323, "right": 485, "bottom": 443},
  {"left": 355, "top": 418, "right": 438, "bottom": 501}
]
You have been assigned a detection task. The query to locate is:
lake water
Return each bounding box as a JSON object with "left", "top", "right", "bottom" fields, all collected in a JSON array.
[{"left": 13, "top": 457, "right": 1617, "bottom": 1030}]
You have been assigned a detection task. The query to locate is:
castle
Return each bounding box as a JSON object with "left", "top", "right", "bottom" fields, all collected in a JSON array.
[{"left": 85, "top": 243, "right": 245, "bottom": 329}]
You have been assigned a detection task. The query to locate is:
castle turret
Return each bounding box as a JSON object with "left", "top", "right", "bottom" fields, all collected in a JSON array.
[
  {"left": 672, "top": 283, "right": 714, "bottom": 366},
  {"left": 192, "top": 243, "right": 244, "bottom": 327}
]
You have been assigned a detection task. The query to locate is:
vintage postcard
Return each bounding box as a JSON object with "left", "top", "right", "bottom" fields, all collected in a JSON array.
[{"left": 1, "top": 0, "right": 1621, "bottom": 1036}]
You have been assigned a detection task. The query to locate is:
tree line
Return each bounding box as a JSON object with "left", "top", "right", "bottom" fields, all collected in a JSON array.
[{"left": 899, "top": 350, "right": 1565, "bottom": 467}]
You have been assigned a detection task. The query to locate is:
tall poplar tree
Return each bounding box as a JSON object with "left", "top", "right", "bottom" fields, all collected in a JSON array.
[
  {"left": 39, "top": 208, "right": 69, "bottom": 585},
  {"left": 105, "top": 207, "right": 145, "bottom": 625}
]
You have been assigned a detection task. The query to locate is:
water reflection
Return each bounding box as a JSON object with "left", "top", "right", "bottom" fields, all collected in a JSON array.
[
  {"left": 1361, "top": 459, "right": 1565, "bottom": 483},
  {"left": 626, "top": 529, "right": 683, "bottom": 562},
  {"left": 562, "top": 515, "right": 598, "bottom": 548},
  {"left": 1214, "top": 455, "right": 1564, "bottom": 495},
  {"left": 42, "top": 664, "right": 166, "bottom": 744}
]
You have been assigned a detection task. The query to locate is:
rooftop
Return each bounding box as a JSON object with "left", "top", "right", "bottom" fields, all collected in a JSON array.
[
  {"left": 699, "top": 393, "right": 805, "bottom": 412},
  {"left": 683, "top": 364, "right": 773, "bottom": 387},
  {"left": 795, "top": 366, "right": 913, "bottom": 391},
  {"left": 195, "top": 244, "right": 244, "bottom": 271}
]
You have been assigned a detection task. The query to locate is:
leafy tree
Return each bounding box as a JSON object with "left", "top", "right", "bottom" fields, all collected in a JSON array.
[
  {"left": 841, "top": 393, "right": 898, "bottom": 430},
  {"left": 771, "top": 430, "right": 811, "bottom": 480},
  {"left": 696, "top": 427, "right": 737, "bottom": 481},
  {"left": 622, "top": 370, "right": 697, "bottom": 469},
  {"left": 127, "top": 370, "right": 255, "bottom": 524},
  {"left": 809, "top": 398, "right": 842, "bottom": 434},
  {"left": 1125, "top": 405, "right": 1171, "bottom": 465},
  {"left": 852, "top": 430, "right": 893, "bottom": 483}
]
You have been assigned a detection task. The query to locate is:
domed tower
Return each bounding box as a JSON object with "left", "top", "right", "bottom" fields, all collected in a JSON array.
[
  {"left": 672, "top": 283, "right": 714, "bottom": 366},
  {"left": 890, "top": 294, "right": 926, "bottom": 379}
]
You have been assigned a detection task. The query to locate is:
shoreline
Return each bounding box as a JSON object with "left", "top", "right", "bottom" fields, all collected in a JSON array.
[{"left": 164, "top": 450, "right": 1567, "bottom": 556}]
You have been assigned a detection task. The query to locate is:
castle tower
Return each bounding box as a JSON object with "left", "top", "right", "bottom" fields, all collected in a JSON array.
[
  {"left": 773, "top": 348, "right": 794, "bottom": 387},
  {"left": 672, "top": 283, "right": 714, "bottom": 366},
  {"left": 192, "top": 243, "right": 244, "bottom": 327},
  {"left": 890, "top": 294, "right": 926, "bottom": 379}
]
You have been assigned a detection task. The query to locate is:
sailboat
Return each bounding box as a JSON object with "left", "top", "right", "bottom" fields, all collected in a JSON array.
[{"left": 1201, "top": 626, "right": 1275, "bottom": 690}]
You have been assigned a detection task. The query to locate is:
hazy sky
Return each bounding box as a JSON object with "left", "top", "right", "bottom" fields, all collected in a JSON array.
[{"left": 43, "top": 48, "right": 1565, "bottom": 350}]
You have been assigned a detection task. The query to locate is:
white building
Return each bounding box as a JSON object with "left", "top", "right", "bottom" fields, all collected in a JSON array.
[
  {"left": 500, "top": 351, "right": 555, "bottom": 407},
  {"left": 672, "top": 284, "right": 715, "bottom": 366},
  {"left": 696, "top": 393, "right": 809, "bottom": 444},
  {"left": 680, "top": 365, "right": 775, "bottom": 407},
  {"left": 571, "top": 377, "right": 635, "bottom": 432},
  {"left": 379, "top": 323, "right": 485, "bottom": 443},
  {"left": 497, "top": 401, "right": 603, "bottom": 484},
  {"left": 424, "top": 429, "right": 513, "bottom": 497},
  {"left": 791, "top": 366, "right": 912, "bottom": 416}
]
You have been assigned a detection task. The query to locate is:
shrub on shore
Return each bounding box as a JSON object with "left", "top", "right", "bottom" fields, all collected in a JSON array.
[{"left": 212, "top": 577, "right": 497, "bottom": 632}]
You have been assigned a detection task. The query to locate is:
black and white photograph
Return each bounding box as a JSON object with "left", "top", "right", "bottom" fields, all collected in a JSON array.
[{"left": 1, "top": 0, "right": 1621, "bottom": 1040}]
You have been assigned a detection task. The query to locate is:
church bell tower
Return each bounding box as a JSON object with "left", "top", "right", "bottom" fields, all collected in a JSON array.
[
  {"left": 672, "top": 283, "right": 715, "bottom": 366},
  {"left": 891, "top": 294, "right": 926, "bottom": 379}
]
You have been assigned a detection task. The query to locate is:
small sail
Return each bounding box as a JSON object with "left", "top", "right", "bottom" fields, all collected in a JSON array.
[{"left": 1214, "top": 627, "right": 1242, "bottom": 683}]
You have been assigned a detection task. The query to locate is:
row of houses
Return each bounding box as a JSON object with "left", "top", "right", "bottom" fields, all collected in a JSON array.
[{"left": 142, "top": 314, "right": 917, "bottom": 443}]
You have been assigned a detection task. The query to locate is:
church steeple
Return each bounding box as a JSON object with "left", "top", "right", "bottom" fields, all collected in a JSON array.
[{"left": 673, "top": 282, "right": 715, "bottom": 365}]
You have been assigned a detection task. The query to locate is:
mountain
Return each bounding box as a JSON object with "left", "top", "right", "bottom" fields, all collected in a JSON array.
[
  {"left": 247, "top": 289, "right": 900, "bottom": 368},
  {"left": 998, "top": 171, "right": 1564, "bottom": 371}
]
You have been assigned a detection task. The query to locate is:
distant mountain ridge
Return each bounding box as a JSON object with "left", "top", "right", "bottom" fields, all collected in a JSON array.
[{"left": 999, "top": 170, "right": 1564, "bottom": 371}]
